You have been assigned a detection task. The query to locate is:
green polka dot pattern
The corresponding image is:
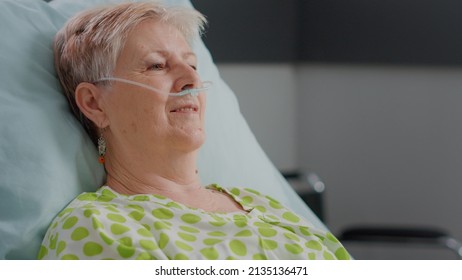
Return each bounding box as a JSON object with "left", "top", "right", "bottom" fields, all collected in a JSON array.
[{"left": 38, "top": 185, "right": 351, "bottom": 260}]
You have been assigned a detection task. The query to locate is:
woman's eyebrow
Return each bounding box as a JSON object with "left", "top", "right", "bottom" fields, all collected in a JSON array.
[
  {"left": 183, "top": 52, "right": 196, "bottom": 60},
  {"left": 142, "top": 50, "right": 169, "bottom": 59},
  {"left": 141, "top": 50, "right": 196, "bottom": 61}
]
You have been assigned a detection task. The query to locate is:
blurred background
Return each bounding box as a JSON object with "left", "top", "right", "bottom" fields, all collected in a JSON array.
[{"left": 191, "top": 0, "right": 462, "bottom": 259}]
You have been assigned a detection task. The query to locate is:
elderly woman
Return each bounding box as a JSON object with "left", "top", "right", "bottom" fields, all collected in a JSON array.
[{"left": 38, "top": 1, "right": 350, "bottom": 260}]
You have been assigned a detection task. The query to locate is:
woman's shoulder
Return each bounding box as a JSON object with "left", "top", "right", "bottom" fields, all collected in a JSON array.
[
  {"left": 57, "top": 186, "right": 118, "bottom": 208},
  {"left": 51, "top": 186, "right": 147, "bottom": 222}
]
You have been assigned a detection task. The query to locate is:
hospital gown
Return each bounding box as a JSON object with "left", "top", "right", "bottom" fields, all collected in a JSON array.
[{"left": 38, "top": 185, "right": 350, "bottom": 260}]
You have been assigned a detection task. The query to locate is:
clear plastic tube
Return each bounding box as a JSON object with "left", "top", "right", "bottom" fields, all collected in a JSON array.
[{"left": 95, "top": 77, "right": 212, "bottom": 97}]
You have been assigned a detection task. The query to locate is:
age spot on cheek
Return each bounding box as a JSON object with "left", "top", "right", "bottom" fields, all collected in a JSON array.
[{"left": 131, "top": 122, "right": 138, "bottom": 133}]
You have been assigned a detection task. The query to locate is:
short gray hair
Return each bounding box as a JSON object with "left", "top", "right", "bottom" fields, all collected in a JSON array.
[{"left": 54, "top": 1, "right": 207, "bottom": 143}]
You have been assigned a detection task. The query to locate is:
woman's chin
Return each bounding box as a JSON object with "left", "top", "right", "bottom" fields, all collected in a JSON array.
[{"left": 174, "top": 127, "right": 206, "bottom": 151}]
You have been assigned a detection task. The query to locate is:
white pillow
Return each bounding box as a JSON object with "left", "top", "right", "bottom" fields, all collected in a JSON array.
[
  {"left": 0, "top": 0, "right": 105, "bottom": 260},
  {"left": 0, "top": 0, "right": 325, "bottom": 259}
]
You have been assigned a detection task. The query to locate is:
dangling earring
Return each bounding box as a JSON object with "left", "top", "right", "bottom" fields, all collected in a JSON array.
[{"left": 97, "top": 131, "right": 106, "bottom": 164}]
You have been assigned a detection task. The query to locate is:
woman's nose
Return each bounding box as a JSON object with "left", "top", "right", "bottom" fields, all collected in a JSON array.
[{"left": 173, "top": 62, "right": 201, "bottom": 93}]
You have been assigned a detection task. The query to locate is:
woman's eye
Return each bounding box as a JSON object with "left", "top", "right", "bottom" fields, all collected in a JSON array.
[{"left": 148, "top": 63, "right": 165, "bottom": 71}]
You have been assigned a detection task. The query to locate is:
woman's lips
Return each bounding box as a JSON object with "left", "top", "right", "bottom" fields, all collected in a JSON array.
[{"left": 170, "top": 105, "right": 199, "bottom": 113}]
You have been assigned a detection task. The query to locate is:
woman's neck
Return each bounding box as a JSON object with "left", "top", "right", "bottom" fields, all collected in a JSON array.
[
  {"left": 104, "top": 147, "right": 202, "bottom": 198},
  {"left": 103, "top": 148, "right": 247, "bottom": 214}
]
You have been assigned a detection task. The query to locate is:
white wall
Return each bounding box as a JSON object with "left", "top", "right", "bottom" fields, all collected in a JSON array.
[
  {"left": 217, "top": 64, "right": 299, "bottom": 172},
  {"left": 218, "top": 63, "right": 462, "bottom": 259}
]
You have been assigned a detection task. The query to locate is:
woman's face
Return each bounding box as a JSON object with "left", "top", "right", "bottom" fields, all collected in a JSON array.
[{"left": 102, "top": 19, "right": 206, "bottom": 155}]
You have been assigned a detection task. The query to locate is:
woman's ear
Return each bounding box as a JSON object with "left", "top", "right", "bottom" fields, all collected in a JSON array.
[{"left": 75, "top": 82, "right": 108, "bottom": 128}]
